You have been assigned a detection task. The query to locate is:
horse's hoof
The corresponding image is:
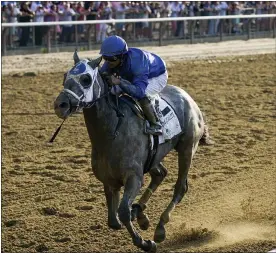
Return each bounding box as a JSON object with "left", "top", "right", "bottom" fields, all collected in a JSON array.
[
  {"left": 137, "top": 214, "right": 150, "bottom": 230},
  {"left": 154, "top": 223, "right": 166, "bottom": 243},
  {"left": 145, "top": 240, "right": 157, "bottom": 253},
  {"left": 108, "top": 220, "right": 122, "bottom": 230}
]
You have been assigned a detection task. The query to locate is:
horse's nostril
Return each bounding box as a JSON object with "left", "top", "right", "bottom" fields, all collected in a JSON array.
[{"left": 59, "top": 102, "right": 69, "bottom": 109}]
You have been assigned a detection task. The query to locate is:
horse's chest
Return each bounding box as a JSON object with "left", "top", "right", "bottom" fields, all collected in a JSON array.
[{"left": 92, "top": 153, "right": 121, "bottom": 183}]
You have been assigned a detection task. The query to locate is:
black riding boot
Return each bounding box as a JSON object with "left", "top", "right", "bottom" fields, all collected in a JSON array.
[{"left": 139, "top": 97, "right": 162, "bottom": 135}]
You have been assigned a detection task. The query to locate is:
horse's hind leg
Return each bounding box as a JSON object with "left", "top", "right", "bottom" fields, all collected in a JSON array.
[
  {"left": 104, "top": 185, "right": 122, "bottom": 230},
  {"left": 154, "top": 140, "right": 196, "bottom": 243},
  {"left": 132, "top": 163, "right": 168, "bottom": 230},
  {"left": 118, "top": 173, "right": 157, "bottom": 252}
]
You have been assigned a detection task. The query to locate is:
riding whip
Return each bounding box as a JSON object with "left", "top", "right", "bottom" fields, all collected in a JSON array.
[{"left": 48, "top": 118, "right": 66, "bottom": 143}]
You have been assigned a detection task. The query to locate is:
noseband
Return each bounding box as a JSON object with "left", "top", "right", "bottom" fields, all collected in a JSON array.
[{"left": 62, "top": 88, "right": 109, "bottom": 112}]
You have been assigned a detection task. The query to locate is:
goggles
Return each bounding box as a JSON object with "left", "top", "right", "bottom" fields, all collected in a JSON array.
[{"left": 103, "top": 55, "right": 120, "bottom": 62}]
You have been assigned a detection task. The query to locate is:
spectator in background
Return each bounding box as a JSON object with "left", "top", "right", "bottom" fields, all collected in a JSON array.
[
  {"left": 2, "top": 4, "right": 8, "bottom": 23},
  {"left": 160, "top": 1, "right": 171, "bottom": 18},
  {"left": 44, "top": 1, "right": 52, "bottom": 9},
  {"left": 133, "top": 2, "right": 144, "bottom": 39},
  {"left": 170, "top": 1, "right": 181, "bottom": 36},
  {"left": 149, "top": 2, "right": 159, "bottom": 18},
  {"left": 57, "top": 1, "right": 66, "bottom": 13},
  {"left": 73, "top": 2, "right": 86, "bottom": 41},
  {"left": 97, "top": 1, "right": 112, "bottom": 43},
  {"left": 188, "top": 1, "right": 196, "bottom": 16},
  {"left": 175, "top": 2, "right": 187, "bottom": 37},
  {"left": 30, "top": 1, "right": 39, "bottom": 12},
  {"left": 4, "top": 3, "right": 20, "bottom": 48},
  {"left": 114, "top": 2, "right": 129, "bottom": 38},
  {"left": 256, "top": 1, "right": 265, "bottom": 31},
  {"left": 84, "top": 1, "right": 98, "bottom": 42},
  {"left": 267, "top": 1, "right": 276, "bottom": 31},
  {"left": 187, "top": 2, "right": 198, "bottom": 36},
  {"left": 141, "top": 2, "right": 151, "bottom": 39},
  {"left": 230, "top": 2, "right": 241, "bottom": 33},
  {"left": 192, "top": 2, "right": 201, "bottom": 34},
  {"left": 18, "top": 2, "right": 34, "bottom": 46},
  {"left": 160, "top": 2, "right": 171, "bottom": 38},
  {"left": 208, "top": 1, "right": 220, "bottom": 35},
  {"left": 84, "top": 1, "right": 98, "bottom": 20},
  {"left": 216, "top": 1, "right": 228, "bottom": 33},
  {"left": 200, "top": 1, "right": 212, "bottom": 36},
  {"left": 125, "top": 2, "right": 135, "bottom": 40},
  {"left": 34, "top": 4, "right": 45, "bottom": 46},
  {"left": 59, "top": 2, "right": 75, "bottom": 43},
  {"left": 44, "top": 4, "right": 61, "bottom": 42}
]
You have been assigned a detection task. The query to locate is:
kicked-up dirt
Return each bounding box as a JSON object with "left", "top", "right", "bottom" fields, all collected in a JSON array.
[{"left": 1, "top": 52, "right": 276, "bottom": 253}]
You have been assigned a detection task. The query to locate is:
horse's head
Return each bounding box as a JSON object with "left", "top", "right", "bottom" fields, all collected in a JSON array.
[{"left": 54, "top": 50, "right": 102, "bottom": 119}]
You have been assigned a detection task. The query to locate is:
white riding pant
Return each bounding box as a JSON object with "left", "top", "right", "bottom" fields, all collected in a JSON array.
[
  {"left": 145, "top": 71, "right": 168, "bottom": 98},
  {"left": 110, "top": 71, "right": 168, "bottom": 99}
]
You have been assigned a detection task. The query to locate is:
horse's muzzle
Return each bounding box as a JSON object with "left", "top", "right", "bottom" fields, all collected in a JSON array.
[{"left": 54, "top": 93, "right": 71, "bottom": 119}]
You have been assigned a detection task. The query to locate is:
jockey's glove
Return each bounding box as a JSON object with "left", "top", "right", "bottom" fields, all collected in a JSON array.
[
  {"left": 110, "top": 75, "right": 121, "bottom": 85},
  {"left": 101, "top": 72, "right": 120, "bottom": 86}
]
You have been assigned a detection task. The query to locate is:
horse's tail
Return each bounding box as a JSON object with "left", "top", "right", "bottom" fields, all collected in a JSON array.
[{"left": 199, "top": 116, "right": 215, "bottom": 146}]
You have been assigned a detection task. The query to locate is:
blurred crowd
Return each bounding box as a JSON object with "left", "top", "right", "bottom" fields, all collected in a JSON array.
[{"left": 2, "top": 1, "right": 276, "bottom": 48}]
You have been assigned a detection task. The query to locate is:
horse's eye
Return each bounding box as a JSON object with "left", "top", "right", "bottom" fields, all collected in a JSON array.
[{"left": 79, "top": 74, "right": 92, "bottom": 88}]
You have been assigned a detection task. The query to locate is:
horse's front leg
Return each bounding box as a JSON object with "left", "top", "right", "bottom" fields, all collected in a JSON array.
[
  {"left": 132, "top": 163, "right": 168, "bottom": 230},
  {"left": 104, "top": 184, "right": 122, "bottom": 230},
  {"left": 154, "top": 140, "right": 195, "bottom": 243},
  {"left": 118, "top": 173, "right": 157, "bottom": 252}
]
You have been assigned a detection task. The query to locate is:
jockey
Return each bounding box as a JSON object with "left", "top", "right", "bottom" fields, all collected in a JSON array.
[{"left": 99, "top": 35, "right": 168, "bottom": 136}]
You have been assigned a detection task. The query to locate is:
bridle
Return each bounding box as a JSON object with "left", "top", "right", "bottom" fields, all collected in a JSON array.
[
  {"left": 61, "top": 86, "right": 110, "bottom": 112},
  {"left": 49, "top": 71, "right": 123, "bottom": 143}
]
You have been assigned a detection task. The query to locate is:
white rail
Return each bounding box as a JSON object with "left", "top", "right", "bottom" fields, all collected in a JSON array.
[{"left": 2, "top": 14, "right": 276, "bottom": 28}]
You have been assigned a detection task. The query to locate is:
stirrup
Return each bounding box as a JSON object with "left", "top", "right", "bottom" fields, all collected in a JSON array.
[{"left": 144, "top": 121, "right": 162, "bottom": 136}]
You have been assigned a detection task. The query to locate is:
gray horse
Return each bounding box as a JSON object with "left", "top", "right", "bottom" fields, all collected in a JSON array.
[{"left": 54, "top": 51, "right": 212, "bottom": 252}]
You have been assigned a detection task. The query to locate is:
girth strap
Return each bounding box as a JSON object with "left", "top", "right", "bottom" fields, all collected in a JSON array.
[{"left": 144, "top": 135, "right": 159, "bottom": 174}]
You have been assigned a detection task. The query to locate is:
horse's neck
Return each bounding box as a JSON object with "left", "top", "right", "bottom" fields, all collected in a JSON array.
[{"left": 83, "top": 73, "right": 118, "bottom": 147}]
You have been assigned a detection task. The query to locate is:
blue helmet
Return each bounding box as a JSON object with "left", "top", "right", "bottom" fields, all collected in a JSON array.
[{"left": 100, "top": 35, "right": 128, "bottom": 57}]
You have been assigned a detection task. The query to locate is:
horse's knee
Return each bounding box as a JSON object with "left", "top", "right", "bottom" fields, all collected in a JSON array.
[{"left": 150, "top": 164, "right": 167, "bottom": 179}]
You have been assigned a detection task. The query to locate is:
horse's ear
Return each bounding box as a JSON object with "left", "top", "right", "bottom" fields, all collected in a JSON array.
[
  {"left": 73, "top": 49, "right": 80, "bottom": 65},
  {"left": 87, "top": 56, "right": 102, "bottom": 69}
]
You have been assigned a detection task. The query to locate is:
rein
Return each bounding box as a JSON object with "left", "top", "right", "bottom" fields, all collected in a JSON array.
[{"left": 107, "top": 92, "right": 125, "bottom": 139}]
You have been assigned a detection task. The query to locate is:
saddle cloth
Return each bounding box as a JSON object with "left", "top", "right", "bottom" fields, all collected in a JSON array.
[
  {"left": 152, "top": 95, "right": 182, "bottom": 145},
  {"left": 119, "top": 94, "right": 182, "bottom": 144}
]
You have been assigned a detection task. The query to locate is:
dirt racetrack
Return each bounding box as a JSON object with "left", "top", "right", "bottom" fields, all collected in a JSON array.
[{"left": 1, "top": 40, "right": 276, "bottom": 253}]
